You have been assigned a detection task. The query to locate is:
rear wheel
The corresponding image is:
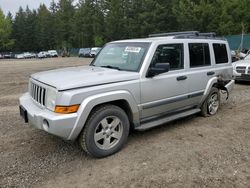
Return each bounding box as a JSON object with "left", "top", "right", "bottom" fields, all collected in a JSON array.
[
  {"left": 201, "top": 87, "right": 220, "bottom": 117},
  {"left": 79, "top": 105, "right": 130, "bottom": 158}
]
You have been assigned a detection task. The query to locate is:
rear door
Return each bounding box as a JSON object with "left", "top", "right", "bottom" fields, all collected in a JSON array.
[{"left": 186, "top": 43, "right": 214, "bottom": 105}]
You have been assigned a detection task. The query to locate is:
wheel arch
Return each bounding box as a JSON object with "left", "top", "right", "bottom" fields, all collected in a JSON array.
[
  {"left": 67, "top": 90, "right": 140, "bottom": 140},
  {"left": 200, "top": 77, "right": 218, "bottom": 105}
]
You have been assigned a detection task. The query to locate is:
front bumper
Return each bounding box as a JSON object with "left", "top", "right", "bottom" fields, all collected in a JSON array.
[
  {"left": 19, "top": 93, "right": 78, "bottom": 140},
  {"left": 233, "top": 70, "right": 250, "bottom": 81},
  {"left": 235, "top": 75, "right": 250, "bottom": 81}
]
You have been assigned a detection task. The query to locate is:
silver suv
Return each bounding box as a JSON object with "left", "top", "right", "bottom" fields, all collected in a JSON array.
[{"left": 19, "top": 31, "right": 234, "bottom": 158}]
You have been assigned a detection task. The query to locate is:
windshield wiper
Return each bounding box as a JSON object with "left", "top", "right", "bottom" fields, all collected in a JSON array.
[{"left": 100, "top": 65, "right": 121, "bottom": 70}]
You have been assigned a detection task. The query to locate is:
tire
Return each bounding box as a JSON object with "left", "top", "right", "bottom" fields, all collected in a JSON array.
[
  {"left": 79, "top": 105, "right": 130, "bottom": 158},
  {"left": 201, "top": 87, "right": 220, "bottom": 117}
]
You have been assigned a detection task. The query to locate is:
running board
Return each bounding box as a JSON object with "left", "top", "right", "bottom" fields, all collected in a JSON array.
[{"left": 136, "top": 108, "right": 201, "bottom": 131}]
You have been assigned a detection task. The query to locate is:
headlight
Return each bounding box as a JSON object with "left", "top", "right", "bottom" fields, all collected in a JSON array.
[{"left": 46, "top": 88, "right": 57, "bottom": 111}]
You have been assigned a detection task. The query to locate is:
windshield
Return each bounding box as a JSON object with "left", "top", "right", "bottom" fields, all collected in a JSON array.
[{"left": 91, "top": 42, "right": 150, "bottom": 72}]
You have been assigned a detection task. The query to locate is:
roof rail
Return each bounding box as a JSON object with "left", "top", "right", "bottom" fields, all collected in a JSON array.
[
  {"left": 148, "top": 31, "right": 199, "bottom": 38},
  {"left": 199, "top": 32, "right": 216, "bottom": 37},
  {"left": 148, "top": 31, "right": 220, "bottom": 39}
]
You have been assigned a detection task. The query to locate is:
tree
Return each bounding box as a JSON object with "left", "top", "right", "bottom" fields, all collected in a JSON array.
[
  {"left": 24, "top": 7, "right": 37, "bottom": 51},
  {"left": 0, "top": 9, "right": 14, "bottom": 51},
  {"left": 12, "top": 7, "right": 27, "bottom": 51},
  {"left": 36, "top": 4, "right": 52, "bottom": 50},
  {"left": 56, "top": 0, "right": 75, "bottom": 49},
  {"left": 74, "top": 0, "right": 95, "bottom": 47},
  {"left": 6, "top": 0, "right": 250, "bottom": 52},
  {"left": 48, "top": 0, "right": 58, "bottom": 49},
  {"left": 104, "top": 0, "right": 128, "bottom": 40}
]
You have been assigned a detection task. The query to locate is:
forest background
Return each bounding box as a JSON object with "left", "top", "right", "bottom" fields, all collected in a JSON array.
[{"left": 0, "top": 0, "right": 249, "bottom": 52}]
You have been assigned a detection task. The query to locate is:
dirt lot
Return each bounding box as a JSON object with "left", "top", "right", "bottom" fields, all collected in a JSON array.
[{"left": 0, "top": 57, "right": 249, "bottom": 188}]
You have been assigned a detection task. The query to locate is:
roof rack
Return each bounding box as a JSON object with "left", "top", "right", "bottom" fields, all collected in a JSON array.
[
  {"left": 148, "top": 31, "right": 199, "bottom": 38},
  {"left": 199, "top": 32, "right": 216, "bottom": 37},
  {"left": 148, "top": 31, "right": 222, "bottom": 40}
]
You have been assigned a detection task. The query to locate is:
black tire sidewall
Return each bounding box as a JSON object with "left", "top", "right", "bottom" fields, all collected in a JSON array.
[
  {"left": 202, "top": 87, "right": 220, "bottom": 116},
  {"left": 84, "top": 106, "right": 130, "bottom": 158}
]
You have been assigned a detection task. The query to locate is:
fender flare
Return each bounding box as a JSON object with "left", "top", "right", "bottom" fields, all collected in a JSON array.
[
  {"left": 67, "top": 90, "right": 139, "bottom": 140},
  {"left": 200, "top": 77, "right": 218, "bottom": 105}
]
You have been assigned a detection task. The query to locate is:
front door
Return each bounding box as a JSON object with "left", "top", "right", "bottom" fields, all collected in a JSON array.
[{"left": 140, "top": 43, "right": 190, "bottom": 119}]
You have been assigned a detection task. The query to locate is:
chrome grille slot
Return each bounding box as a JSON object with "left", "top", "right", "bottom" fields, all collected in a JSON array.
[
  {"left": 236, "top": 66, "right": 246, "bottom": 74},
  {"left": 30, "top": 81, "right": 46, "bottom": 106}
]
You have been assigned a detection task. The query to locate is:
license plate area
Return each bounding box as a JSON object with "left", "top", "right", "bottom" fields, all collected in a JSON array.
[{"left": 19, "top": 106, "right": 28, "bottom": 123}]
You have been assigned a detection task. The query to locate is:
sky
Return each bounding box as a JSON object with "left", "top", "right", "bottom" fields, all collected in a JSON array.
[{"left": 0, "top": 0, "right": 59, "bottom": 16}]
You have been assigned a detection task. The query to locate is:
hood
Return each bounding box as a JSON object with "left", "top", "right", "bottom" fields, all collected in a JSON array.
[
  {"left": 233, "top": 60, "right": 250, "bottom": 68},
  {"left": 31, "top": 66, "right": 139, "bottom": 90}
]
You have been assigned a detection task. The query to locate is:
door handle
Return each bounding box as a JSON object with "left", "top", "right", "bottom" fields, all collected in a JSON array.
[
  {"left": 207, "top": 71, "right": 215, "bottom": 76},
  {"left": 177, "top": 76, "right": 187, "bottom": 81}
]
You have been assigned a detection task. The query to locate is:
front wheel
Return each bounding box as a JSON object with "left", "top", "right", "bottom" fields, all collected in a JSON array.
[
  {"left": 79, "top": 105, "right": 130, "bottom": 158},
  {"left": 201, "top": 87, "right": 220, "bottom": 117}
]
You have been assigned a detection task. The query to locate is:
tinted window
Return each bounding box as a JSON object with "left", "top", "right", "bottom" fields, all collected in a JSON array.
[
  {"left": 151, "top": 44, "right": 184, "bottom": 70},
  {"left": 213, "top": 43, "right": 228, "bottom": 64},
  {"left": 189, "top": 43, "right": 211, "bottom": 68}
]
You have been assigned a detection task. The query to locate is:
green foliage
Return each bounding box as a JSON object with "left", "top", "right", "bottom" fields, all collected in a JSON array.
[
  {"left": 1, "top": 0, "right": 250, "bottom": 52},
  {"left": 0, "top": 9, "right": 14, "bottom": 51},
  {"left": 94, "top": 35, "right": 105, "bottom": 46}
]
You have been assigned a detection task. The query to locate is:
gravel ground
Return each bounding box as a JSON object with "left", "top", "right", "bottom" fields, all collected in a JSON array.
[{"left": 0, "top": 57, "right": 249, "bottom": 188}]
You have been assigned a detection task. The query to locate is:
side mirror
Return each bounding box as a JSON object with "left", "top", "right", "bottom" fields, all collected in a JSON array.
[{"left": 147, "top": 63, "right": 170, "bottom": 77}]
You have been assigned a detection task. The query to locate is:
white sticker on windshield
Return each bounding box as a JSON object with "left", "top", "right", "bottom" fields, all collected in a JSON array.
[{"left": 125, "top": 46, "right": 141, "bottom": 53}]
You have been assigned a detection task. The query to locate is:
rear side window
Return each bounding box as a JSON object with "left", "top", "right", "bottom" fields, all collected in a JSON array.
[
  {"left": 189, "top": 43, "right": 211, "bottom": 68},
  {"left": 213, "top": 43, "right": 228, "bottom": 64}
]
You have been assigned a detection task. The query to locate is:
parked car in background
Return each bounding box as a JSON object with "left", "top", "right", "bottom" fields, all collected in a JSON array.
[
  {"left": 79, "top": 48, "right": 91, "bottom": 57},
  {"left": 15, "top": 54, "right": 25, "bottom": 59},
  {"left": 231, "top": 50, "right": 239, "bottom": 62},
  {"left": 23, "top": 52, "right": 36, "bottom": 59},
  {"left": 90, "top": 47, "right": 101, "bottom": 57},
  {"left": 30, "top": 53, "right": 36, "bottom": 58},
  {"left": 4, "top": 52, "right": 14, "bottom": 59},
  {"left": 38, "top": 51, "right": 47, "bottom": 59},
  {"left": 48, "top": 50, "right": 58, "bottom": 57},
  {"left": 233, "top": 53, "right": 250, "bottom": 81},
  {"left": 0, "top": 54, "right": 3, "bottom": 59}
]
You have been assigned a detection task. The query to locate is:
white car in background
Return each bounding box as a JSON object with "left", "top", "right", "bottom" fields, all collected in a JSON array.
[
  {"left": 23, "top": 52, "right": 36, "bottom": 59},
  {"left": 233, "top": 54, "right": 250, "bottom": 81},
  {"left": 38, "top": 51, "right": 47, "bottom": 58},
  {"left": 15, "top": 54, "right": 25, "bottom": 59},
  {"left": 90, "top": 47, "right": 101, "bottom": 57},
  {"left": 48, "top": 50, "right": 58, "bottom": 57}
]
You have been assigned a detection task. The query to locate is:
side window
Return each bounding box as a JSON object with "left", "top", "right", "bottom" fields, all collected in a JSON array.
[
  {"left": 151, "top": 44, "right": 184, "bottom": 71},
  {"left": 213, "top": 43, "right": 228, "bottom": 64},
  {"left": 189, "top": 43, "right": 211, "bottom": 68}
]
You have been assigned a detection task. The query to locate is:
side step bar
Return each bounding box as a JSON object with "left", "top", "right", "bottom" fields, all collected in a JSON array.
[{"left": 135, "top": 108, "right": 201, "bottom": 131}]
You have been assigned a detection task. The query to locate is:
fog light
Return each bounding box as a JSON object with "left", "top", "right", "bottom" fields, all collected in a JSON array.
[{"left": 42, "top": 119, "right": 49, "bottom": 131}]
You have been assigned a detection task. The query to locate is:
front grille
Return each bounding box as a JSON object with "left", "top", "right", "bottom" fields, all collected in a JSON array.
[
  {"left": 248, "top": 67, "right": 250, "bottom": 74},
  {"left": 236, "top": 66, "right": 246, "bottom": 74},
  {"left": 30, "top": 82, "right": 46, "bottom": 106}
]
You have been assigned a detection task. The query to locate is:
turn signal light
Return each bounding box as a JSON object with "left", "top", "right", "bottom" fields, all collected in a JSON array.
[{"left": 55, "top": 105, "right": 80, "bottom": 114}]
